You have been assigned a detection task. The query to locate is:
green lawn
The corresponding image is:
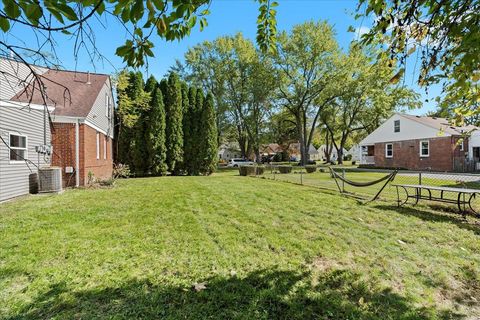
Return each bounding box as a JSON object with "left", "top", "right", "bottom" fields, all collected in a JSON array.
[{"left": 0, "top": 171, "right": 479, "bottom": 319}]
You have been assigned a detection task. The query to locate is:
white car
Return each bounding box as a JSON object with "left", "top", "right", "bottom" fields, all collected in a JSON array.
[{"left": 227, "top": 158, "right": 254, "bottom": 167}]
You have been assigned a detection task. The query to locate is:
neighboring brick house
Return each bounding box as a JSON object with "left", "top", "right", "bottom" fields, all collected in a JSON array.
[
  {"left": 358, "top": 113, "right": 479, "bottom": 172},
  {"left": 13, "top": 69, "right": 114, "bottom": 187}
]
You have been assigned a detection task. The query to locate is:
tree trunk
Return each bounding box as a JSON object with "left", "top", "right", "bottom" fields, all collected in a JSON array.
[
  {"left": 337, "top": 148, "right": 344, "bottom": 165},
  {"left": 295, "top": 115, "right": 307, "bottom": 165},
  {"left": 324, "top": 131, "right": 331, "bottom": 163}
]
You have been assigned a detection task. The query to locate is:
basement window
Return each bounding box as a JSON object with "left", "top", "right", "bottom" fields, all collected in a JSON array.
[
  {"left": 420, "top": 140, "right": 430, "bottom": 157},
  {"left": 394, "top": 120, "right": 400, "bottom": 133},
  {"left": 9, "top": 133, "right": 28, "bottom": 162},
  {"left": 385, "top": 143, "right": 393, "bottom": 158}
]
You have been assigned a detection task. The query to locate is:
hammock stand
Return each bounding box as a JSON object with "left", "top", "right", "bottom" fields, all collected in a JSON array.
[{"left": 329, "top": 167, "right": 398, "bottom": 202}]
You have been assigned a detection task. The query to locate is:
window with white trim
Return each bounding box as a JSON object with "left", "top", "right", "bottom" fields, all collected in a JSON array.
[
  {"left": 420, "top": 140, "right": 429, "bottom": 157},
  {"left": 459, "top": 140, "right": 464, "bottom": 151},
  {"left": 385, "top": 143, "right": 393, "bottom": 158},
  {"left": 9, "top": 133, "right": 27, "bottom": 162},
  {"left": 394, "top": 120, "right": 400, "bottom": 133},
  {"left": 96, "top": 132, "right": 100, "bottom": 160},
  {"left": 104, "top": 136, "right": 107, "bottom": 159}
]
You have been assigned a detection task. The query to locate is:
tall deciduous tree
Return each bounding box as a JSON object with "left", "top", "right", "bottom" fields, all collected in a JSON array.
[
  {"left": 199, "top": 93, "right": 218, "bottom": 175},
  {"left": 273, "top": 21, "right": 341, "bottom": 165},
  {"left": 165, "top": 72, "right": 183, "bottom": 174},
  {"left": 320, "top": 46, "right": 420, "bottom": 164},
  {"left": 181, "top": 33, "right": 276, "bottom": 161}
]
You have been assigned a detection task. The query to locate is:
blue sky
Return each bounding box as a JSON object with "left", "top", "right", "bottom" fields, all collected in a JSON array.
[{"left": 4, "top": 0, "right": 440, "bottom": 114}]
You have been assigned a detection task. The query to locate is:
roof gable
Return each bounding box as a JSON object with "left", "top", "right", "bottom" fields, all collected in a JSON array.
[
  {"left": 11, "top": 69, "right": 109, "bottom": 118},
  {"left": 360, "top": 114, "right": 452, "bottom": 145}
]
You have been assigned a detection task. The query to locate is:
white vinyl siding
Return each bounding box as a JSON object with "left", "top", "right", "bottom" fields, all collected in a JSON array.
[
  {"left": 96, "top": 132, "right": 100, "bottom": 160},
  {"left": 0, "top": 104, "right": 51, "bottom": 201},
  {"left": 420, "top": 140, "right": 429, "bottom": 157},
  {"left": 385, "top": 143, "right": 393, "bottom": 158},
  {"left": 86, "top": 78, "right": 114, "bottom": 138}
]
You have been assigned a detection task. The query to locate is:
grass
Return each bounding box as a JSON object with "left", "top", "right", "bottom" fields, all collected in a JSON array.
[
  {"left": 262, "top": 168, "right": 480, "bottom": 207},
  {"left": 0, "top": 170, "right": 479, "bottom": 319}
]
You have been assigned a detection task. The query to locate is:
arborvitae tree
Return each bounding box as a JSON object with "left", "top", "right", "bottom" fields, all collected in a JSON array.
[
  {"left": 144, "top": 75, "right": 158, "bottom": 94},
  {"left": 193, "top": 89, "right": 204, "bottom": 175},
  {"left": 199, "top": 93, "right": 218, "bottom": 175},
  {"left": 180, "top": 82, "right": 190, "bottom": 173},
  {"left": 165, "top": 73, "right": 183, "bottom": 174},
  {"left": 183, "top": 86, "right": 197, "bottom": 175},
  {"left": 141, "top": 75, "right": 157, "bottom": 173},
  {"left": 146, "top": 88, "right": 168, "bottom": 175},
  {"left": 159, "top": 78, "right": 168, "bottom": 107},
  {"left": 130, "top": 72, "right": 150, "bottom": 176}
]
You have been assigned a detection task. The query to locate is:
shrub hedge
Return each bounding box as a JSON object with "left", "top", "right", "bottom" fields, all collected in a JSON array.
[
  {"left": 278, "top": 165, "right": 292, "bottom": 174},
  {"left": 239, "top": 165, "right": 265, "bottom": 176},
  {"left": 305, "top": 165, "right": 316, "bottom": 173}
]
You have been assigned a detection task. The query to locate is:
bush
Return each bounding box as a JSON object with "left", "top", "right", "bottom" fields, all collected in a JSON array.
[
  {"left": 113, "top": 163, "right": 131, "bottom": 179},
  {"left": 344, "top": 154, "right": 352, "bottom": 161},
  {"left": 305, "top": 165, "right": 316, "bottom": 173},
  {"left": 98, "top": 178, "right": 116, "bottom": 187},
  {"left": 256, "top": 166, "right": 265, "bottom": 175},
  {"left": 278, "top": 165, "right": 292, "bottom": 174},
  {"left": 239, "top": 165, "right": 265, "bottom": 176},
  {"left": 239, "top": 166, "right": 256, "bottom": 176}
]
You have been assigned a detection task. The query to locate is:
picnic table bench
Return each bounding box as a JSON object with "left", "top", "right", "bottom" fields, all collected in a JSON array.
[{"left": 392, "top": 184, "right": 480, "bottom": 217}]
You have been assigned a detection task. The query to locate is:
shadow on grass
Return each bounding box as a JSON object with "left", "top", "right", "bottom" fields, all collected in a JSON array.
[
  {"left": 373, "top": 204, "right": 480, "bottom": 235},
  {"left": 7, "top": 268, "right": 461, "bottom": 320}
]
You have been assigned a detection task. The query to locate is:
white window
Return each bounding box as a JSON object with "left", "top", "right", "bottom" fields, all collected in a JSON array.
[
  {"left": 9, "top": 133, "right": 27, "bottom": 162},
  {"left": 96, "top": 132, "right": 100, "bottom": 160},
  {"left": 385, "top": 143, "right": 393, "bottom": 158},
  {"left": 105, "top": 93, "right": 110, "bottom": 117},
  {"left": 394, "top": 120, "right": 400, "bottom": 133},
  {"left": 459, "top": 140, "right": 464, "bottom": 151},
  {"left": 104, "top": 136, "right": 107, "bottom": 160},
  {"left": 420, "top": 140, "right": 429, "bottom": 157}
]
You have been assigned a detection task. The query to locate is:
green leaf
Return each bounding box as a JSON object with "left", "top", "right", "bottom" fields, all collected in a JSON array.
[
  {"left": 0, "top": 17, "right": 10, "bottom": 32},
  {"left": 3, "top": 0, "right": 21, "bottom": 19},
  {"left": 56, "top": 3, "right": 78, "bottom": 21}
]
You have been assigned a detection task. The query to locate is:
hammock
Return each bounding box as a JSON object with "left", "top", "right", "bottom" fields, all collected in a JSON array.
[{"left": 329, "top": 167, "right": 397, "bottom": 202}]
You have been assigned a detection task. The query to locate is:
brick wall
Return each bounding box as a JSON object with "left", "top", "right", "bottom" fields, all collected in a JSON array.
[
  {"left": 51, "top": 123, "right": 77, "bottom": 187},
  {"left": 51, "top": 122, "right": 113, "bottom": 187},
  {"left": 82, "top": 124, "right": 113, "bottom": 184},
  {"left": 373, "top": 136, "right": 468, "bottom": 172}
]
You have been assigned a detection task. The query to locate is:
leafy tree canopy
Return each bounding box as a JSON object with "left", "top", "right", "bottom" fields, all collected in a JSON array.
[
  {"left": 0, "top": 0, "right": 278, "bottom": 68},
  {"left": 357, "top": 0, "right": 480, "bottom": 123}
]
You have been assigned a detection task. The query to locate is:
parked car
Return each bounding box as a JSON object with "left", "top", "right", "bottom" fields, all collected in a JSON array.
[{"left": 227, "top": 158, "right": 254, "bottom": 167}]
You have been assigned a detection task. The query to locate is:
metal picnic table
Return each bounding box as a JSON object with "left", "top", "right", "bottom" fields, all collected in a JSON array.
[{"left": 392, "top": 184, "right": 480, "bottom": 217}]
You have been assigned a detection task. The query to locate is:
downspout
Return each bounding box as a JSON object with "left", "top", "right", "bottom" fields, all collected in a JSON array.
[{"left": 75, "top": 120, "right": 80, "bottom": 187}]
